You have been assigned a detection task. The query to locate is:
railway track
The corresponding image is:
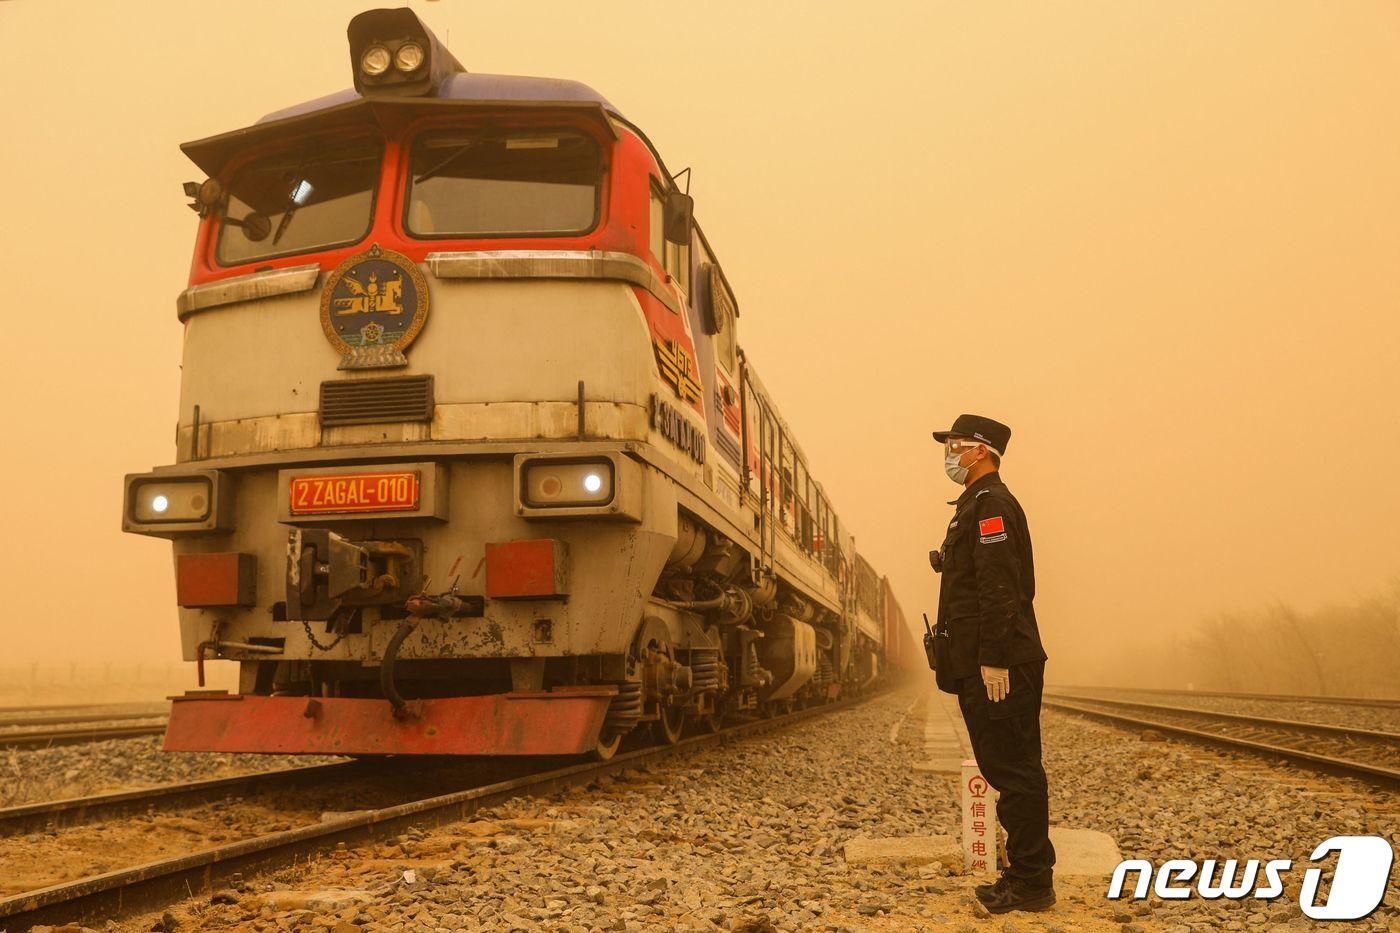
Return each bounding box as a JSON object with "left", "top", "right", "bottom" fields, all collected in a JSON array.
[
  {"left": 0, "top": 701, "right": 168, "bottom": 717},
  {"left": 0, "top": 761, "right": 360, "bottom": 838},
  {"left": 0, "top": 703, "right": 170, "bottom": 749},
  {"left": 0, "top": 720, "right": 168, "bottom": 750},
  {"left": 1044, "top": 691, "right": 1400, "bottom": 787},
  {"left": 0, "top": 690, "right": 879, "bottom": 928},
  {"left": 0, "top": 710, "right": 166, "bottom": 730},
  {"left": 1050, "top": 684, "right": 1400, "bottom": 709}
]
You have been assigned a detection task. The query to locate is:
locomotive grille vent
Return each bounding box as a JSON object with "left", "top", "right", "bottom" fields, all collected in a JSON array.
[{"left": 319, "top": 375, "right": 435, "bottom": 427}]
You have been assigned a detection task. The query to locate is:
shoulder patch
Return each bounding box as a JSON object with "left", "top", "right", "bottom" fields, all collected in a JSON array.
[{"left": 978, "top": 515, "right": 1007, "bottom": 543}]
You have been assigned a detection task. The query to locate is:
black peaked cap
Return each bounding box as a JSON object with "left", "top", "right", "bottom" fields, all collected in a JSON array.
[{"left": 931, "top": 414, "right": 1011, "bottom": 455}]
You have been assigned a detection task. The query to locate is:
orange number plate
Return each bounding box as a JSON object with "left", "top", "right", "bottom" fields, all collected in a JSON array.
[{"left": 289, "top": 470, "right": 421, "bottom": 515}]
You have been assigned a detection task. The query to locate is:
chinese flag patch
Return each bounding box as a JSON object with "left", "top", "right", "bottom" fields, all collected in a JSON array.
[{"left": 978, "top": 516, "right": 1005, "bottom": 537}]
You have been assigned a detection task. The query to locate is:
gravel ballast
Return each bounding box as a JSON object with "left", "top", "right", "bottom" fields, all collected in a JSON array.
[{"left": 0, "top": 736, "right": 341, "bottom": 808}]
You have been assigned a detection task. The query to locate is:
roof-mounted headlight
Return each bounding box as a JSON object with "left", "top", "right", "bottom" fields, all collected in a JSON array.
[
  {"left": 360, "top": 45, "right": 392, "bottom": 76},
  {"left": 347, "top": 8, "right": 464, "bottom": 98},
  {"left": 394, "top": 42, "right": 425, "bottom": 73}
]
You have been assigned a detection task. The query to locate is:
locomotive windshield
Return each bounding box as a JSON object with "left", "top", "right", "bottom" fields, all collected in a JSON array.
[
  {"left": 405, "top": 130, "right": 601, "bottom": 237},
  {"left": 215, "top": 136, "right": 382, "bottom": 266}
]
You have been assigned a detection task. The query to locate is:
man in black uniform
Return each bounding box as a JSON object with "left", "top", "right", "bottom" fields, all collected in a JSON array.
[{"left": 929, "top": 413, "right": 1054, "bottom": 913}]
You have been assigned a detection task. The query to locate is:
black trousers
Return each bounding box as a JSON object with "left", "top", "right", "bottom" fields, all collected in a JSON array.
[{"left": 956, "top": 660, "right": 1055, "bottom": 889}]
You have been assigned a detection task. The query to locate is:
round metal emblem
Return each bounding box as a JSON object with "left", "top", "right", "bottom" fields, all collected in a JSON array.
[{"left": 319, "top": 244, "right": 429, "bottom": 369}]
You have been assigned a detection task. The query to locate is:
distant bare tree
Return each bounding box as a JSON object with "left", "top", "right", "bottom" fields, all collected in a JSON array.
[
  {"left": 1142, "top": 576, "right": 1399, "bottom": 698},
  {"left": 1270, "top": 602, "right": 1327, "bottom": 693}
]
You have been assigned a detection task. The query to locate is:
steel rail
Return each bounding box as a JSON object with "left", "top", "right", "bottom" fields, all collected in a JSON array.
[
  {"left": 0, "top": 761, "right": 364, "bottom": 838},
  {"left": 0, "top": 723, "right": 168, "bottom": 751},
  {"left": 0, "top": 711, "right": 169, "bottom": 729},
  {"left": 1048, "top": 685, "right": 1400, "bottom": 709},
  {"left": 1043, "top": 692, "right": 1400, "bottom": 743},
  {"left": 0, "top": 690, "right": 883, "bottom": 928},
  {"left": 0, "top": 702, "right": 167, "bottom": 716},
  {"left": 1044, "top": 697, "right": 1400, "bottom": 788}
]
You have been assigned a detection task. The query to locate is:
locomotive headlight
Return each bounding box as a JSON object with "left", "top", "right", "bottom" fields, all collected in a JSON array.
[
  {"left": 514, "top": 453, "right": 642, "bottom": 521},
  {"left": 131, "top": 477, "right": 212, "bottom": 523},
  {"left": 347, "top": 8, "right": 464, "bottom": 98},
  {"left": 123, "top": 469, "right": 233, "bottom": 538},
  {"left": 522, "top": 460, "right": 615, "bottom": 508},
  {"left": 360, "top": 45, "right": 392, "bottom": 76},
  {"left": 394, "top": 42, "right": 425, "bottom": 73}
]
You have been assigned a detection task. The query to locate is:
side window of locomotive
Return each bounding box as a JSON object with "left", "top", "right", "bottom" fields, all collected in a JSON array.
[
  {"left": 405, "top": 130, "right": 601, "bottom": 237},
  {"left": 665, "top": 238, "right": 690, "bottom": 296},
  {"left": 649, "top": 185, "right": 665, "bottom": 265},
  {"left": 215, "top": 137, "right": 381, "bottom": 267},
  {"left": 649, "top": 179, "right": 689, "bottom": 296},
  {"left": 712, "top": 268, "right": 739, "bottom": 375}
]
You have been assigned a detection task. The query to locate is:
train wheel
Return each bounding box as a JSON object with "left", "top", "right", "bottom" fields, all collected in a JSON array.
[
  {"left": 592, "top": 731, "right": 624, "bottom": 761},
  {"left": 653, "top": 704, "right": 685, "bottom": 744},
  {"left": 698, "top": 699, "right": 727, "bottom": 734},
  {"left": 632, "top": 617, "right": 687, "bottom": 744}
]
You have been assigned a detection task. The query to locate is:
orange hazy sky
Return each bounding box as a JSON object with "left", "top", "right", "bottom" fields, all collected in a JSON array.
[{"left": 1, "top": 1, "right": 1397, "bottom": 681}]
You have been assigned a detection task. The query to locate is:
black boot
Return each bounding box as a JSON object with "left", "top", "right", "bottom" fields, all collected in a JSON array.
[
  {"left": 977, "top": 880, "right": 1056, "bottom": 914},
  {"left": 974, "top": 873, "right": 1009, "bottom": 901}
]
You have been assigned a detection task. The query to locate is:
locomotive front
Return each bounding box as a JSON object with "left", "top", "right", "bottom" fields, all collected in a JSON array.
[{"left": 121, "top": 9, "right": 713, "bottom": 758}]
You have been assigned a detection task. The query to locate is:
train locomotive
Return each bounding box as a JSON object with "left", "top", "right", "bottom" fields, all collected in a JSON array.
[{"left": 121, "top": 8, "right": 917, "bottom": 759}]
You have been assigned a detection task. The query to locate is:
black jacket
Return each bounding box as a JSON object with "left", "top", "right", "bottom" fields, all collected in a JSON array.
[{"left": 935, "top": 471, "right": 1047, "bottom": 678}]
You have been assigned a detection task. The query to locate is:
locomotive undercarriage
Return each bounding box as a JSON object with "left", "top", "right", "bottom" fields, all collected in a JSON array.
[{"left": 222, "top": 506, "right": 865, "bottom": 760}]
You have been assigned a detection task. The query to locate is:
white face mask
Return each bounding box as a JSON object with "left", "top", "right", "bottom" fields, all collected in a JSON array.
[{"left": 944, "top": 450, "right": 971, "bottom": 485}]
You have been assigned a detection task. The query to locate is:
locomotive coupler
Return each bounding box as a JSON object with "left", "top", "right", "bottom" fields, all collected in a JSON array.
[
  {"left": 287, "top": 531, "right": 424, "bottom": 620},
  {"left": 286, "top": 528, "right": 371, "bottom": 620}
]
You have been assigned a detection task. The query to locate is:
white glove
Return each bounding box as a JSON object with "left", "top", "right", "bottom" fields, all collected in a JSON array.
[{"left": 981, "top": 665, "right": 1010, "bottom": 702}]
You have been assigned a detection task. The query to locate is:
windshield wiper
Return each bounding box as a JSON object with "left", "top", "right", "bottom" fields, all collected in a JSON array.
[
  {"left": 272, "top": 178, "right": 315, "bottom": 247},
  {"left": 413, "top": 127, "right": 494, "bottom": 185},
  {"left": 269, "top": 151, "right": 313, "bottom": 247}
]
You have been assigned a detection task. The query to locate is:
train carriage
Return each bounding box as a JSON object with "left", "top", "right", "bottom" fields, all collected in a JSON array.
[{"left": 122, "top": 8, "right": 914, "bottom": 759}]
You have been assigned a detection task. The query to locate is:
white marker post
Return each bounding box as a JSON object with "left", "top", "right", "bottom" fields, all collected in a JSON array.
[{"left": 961, "top": 758, "right": 997, "bottom": 873}]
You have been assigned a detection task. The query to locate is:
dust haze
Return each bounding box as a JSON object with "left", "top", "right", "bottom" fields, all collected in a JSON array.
[{"left": 1, "top": 1, "right": 1397, "bottom": 692}]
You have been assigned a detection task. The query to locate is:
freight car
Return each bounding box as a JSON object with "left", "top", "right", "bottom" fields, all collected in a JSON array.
[{"left": 121, "top": 8, "right": 917, "bottom": 759}]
